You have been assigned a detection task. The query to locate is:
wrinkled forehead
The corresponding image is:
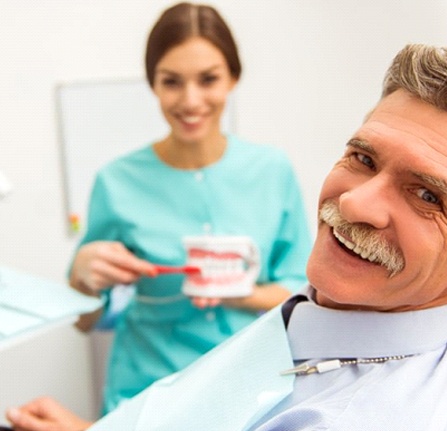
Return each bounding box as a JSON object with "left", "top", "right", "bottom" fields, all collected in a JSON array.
[{"left": 359, "top": 90, "right": 447, "bottom": 160}]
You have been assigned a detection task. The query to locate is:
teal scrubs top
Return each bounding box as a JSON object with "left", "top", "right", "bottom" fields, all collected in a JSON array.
[{"left": 76, "top": 134, "right": 311, "bottom": 414}]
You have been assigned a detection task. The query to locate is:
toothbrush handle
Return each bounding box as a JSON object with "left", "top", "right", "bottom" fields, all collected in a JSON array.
[
  {"left": 154, "top": 265, "right": 183, "bottom": 274},
  {"left": 153, "top": 265, "right": 200, "bottom": 275}
]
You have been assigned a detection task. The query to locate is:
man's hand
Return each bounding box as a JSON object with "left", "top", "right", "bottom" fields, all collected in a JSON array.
[{"left": 6, "top": 397, "right": 93, "bottom": 431}]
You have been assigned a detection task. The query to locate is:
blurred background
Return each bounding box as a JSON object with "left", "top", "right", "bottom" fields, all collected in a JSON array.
[{"left": 1, "top": 0, "right": 446, "bottom": 422}]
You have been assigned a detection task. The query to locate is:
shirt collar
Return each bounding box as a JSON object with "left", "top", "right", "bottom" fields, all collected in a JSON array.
[{"left": 285, "top": 286, "right": 447, "bottom": 360}]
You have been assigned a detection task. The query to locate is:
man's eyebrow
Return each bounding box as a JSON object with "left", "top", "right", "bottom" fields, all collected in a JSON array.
[
  {"left": 346, "top": 138, "right": 377, "bottom": 155},
  {"left": 413, "top": 172, "right": 447, "bottom": 195},
  {"left": 346, "top": 139, "right": 447, "bottom": 196}
]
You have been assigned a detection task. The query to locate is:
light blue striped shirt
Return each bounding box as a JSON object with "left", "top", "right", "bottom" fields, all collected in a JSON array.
[{"left": 250, "top": 290, "right": 447, "bottom": 430}]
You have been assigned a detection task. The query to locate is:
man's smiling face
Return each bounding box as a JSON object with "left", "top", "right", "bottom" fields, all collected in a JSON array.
[{"left": 307, "top": 89, "right": 447, "bottom": 311}]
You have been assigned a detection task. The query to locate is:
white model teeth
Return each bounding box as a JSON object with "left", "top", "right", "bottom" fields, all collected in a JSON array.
[
  {"left": 188, "top": 257, "right": 244, "bottom": 278},
  {"left": 333, "top": 229, "right": 378, "bottom": 263}
]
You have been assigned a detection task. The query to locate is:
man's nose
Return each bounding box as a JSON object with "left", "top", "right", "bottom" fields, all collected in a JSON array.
[{"left": 338, "top": 175, "right": 392, "bottom": 229}]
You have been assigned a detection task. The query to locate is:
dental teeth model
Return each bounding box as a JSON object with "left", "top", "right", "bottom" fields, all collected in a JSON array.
[
  {"left": 182, "top": 236, "right": 260, "bottom": 297},
  {"left": 188, "top": 249, "right": 246, "bottom": 279}
]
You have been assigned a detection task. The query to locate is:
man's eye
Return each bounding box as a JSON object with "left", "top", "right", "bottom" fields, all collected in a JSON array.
[
  {"left": 355, "top": 153, "right": 375, "bottom": 170},
  {"left": 416, "top": 188, "right": 440, "bottom": 205}
]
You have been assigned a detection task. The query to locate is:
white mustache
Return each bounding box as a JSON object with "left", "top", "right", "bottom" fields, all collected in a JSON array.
[{"left": 319, "top": 201, "right": 405, "bottom": 277}]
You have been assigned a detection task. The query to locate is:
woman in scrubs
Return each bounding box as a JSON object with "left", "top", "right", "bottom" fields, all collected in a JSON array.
[{"left": 69, "top": 1, "right": 311, "bottom": 415}]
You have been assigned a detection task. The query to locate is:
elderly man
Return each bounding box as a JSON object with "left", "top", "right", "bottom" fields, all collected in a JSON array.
[{"left": 6, "top": 43, "right": 447, "bottom": 430}]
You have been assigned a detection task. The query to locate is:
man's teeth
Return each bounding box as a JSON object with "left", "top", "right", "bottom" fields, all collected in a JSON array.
[
  {"left": 333, "top": 229, "right": 378, "bottom": 263},
  {"left": 333, "top": 229, "right": 355, "bottom": 249}
]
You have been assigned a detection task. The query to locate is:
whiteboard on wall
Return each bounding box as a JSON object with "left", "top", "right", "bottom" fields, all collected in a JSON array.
[{"left": 56, "top": 78, "right": 236, "bottom": 235}]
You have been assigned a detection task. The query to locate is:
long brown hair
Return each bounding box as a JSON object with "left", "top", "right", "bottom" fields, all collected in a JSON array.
[{"left": 145, "top": 2, "right": 242, "bottom": 87}]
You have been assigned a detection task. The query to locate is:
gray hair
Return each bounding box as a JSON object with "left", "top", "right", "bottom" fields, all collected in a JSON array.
[{"left": 382, "top": 44, "right": 447, "bottom": 111}]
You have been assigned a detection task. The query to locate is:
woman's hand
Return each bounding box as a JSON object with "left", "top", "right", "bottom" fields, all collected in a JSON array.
[
  {"left": 6, "top": 397, "right": 93, "bottom": 431},
  {"left": 70, "top": 241, "right": 157, "bottom": 294},
  {"left": 190, "top": 284, "right": 292, "bottom": 311},
  {"left": 70, "top": 241, "right": 158, "bottom": 331},
  {"left": 190, "top": 297, "right": 222, "bottom": 308}
]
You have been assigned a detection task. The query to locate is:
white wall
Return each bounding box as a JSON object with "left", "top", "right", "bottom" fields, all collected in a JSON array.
[{"left": 0, "top": 0, "right": 446, "bottom": 424}]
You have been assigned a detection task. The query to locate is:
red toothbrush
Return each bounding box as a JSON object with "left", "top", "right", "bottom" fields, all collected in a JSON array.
[{"left": 152, "top": 264, "right": 201, "bottom": 276}]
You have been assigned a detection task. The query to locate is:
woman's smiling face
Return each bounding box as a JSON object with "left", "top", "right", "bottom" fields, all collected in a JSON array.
[{"left": 152, "top": 37, "right": 236, "bottom": 146}]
